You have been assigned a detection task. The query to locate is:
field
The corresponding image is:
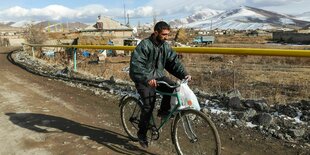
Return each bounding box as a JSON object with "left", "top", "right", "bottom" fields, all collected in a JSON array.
[{"left": 32, "top": 40, "right": 310, "bottom": 106}]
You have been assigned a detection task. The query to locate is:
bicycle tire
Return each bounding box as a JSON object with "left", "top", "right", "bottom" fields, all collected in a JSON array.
[
  {"left": 120, "top": 96, "right": 142, "bottom": 141},
  {"left": 172, "top": 109, "right": 221, "bottom": 155}
]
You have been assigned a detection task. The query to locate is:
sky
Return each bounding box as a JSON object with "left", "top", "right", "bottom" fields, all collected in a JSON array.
[{"left": 0, "top": 0, "right": 309, "bottom": 25}]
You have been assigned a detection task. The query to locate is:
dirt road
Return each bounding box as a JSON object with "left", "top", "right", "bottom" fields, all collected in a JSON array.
[{"left": 0, "top": 47, "right": 308, "bottom": 155}]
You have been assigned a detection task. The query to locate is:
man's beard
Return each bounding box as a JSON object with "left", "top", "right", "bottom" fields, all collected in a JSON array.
[{"left": 156, "top": 35, "right": 165, "bottom": 44}]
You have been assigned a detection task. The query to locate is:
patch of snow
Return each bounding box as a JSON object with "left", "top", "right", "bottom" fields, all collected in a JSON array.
[
  {"left": 293, "top": 112, "right": 304, "bottom": 124},
  {"left": 209, "top": 107, "right": 230, "bottom": 115},
  {"left": 11, "top": 20, "right": 42, "bottom": 28},
  {"left": 246, "top": 122, "right": 258, "bottom": 128}
]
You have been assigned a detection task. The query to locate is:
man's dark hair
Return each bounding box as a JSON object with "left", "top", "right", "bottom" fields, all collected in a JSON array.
[{"left": 154, "top": 21, "right": 170, "bottom": 32}]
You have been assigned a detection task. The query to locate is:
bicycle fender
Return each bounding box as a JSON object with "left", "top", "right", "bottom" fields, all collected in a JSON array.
[
  {"left": 119, "top": 95, "right": 128, "bottom": 107},
  {"left": 119, "top": 93, "right": 140, "bottom": 107}
]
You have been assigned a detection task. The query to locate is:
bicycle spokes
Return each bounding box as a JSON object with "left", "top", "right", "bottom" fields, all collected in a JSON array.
[
  {"left": 129, "top": 104, "right": 140, "bottom": 124},
  {"left": 180, "top": 113, "right": 198, "bottom": 143},
  {"left": 173, "top": 110, "right": 221, "bottom": 155},
  {"left": 120, "top": 97, "right": 142, "bottom": 141}
]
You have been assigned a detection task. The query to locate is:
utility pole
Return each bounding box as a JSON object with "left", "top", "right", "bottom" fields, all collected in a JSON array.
[
  {"left": 126, "top": 13, "right": 130, "bottom": 27},
  {"left": 153, "top": 13, "right": 157, "bottom": 26},
  {"left": 123, "top": 0, "right": 126, "bottom": 25},
  {"left": 67, "top": 21, "right": 69, "bottom": 32}
]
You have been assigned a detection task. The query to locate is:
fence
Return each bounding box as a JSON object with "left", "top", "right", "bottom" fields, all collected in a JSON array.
[{"left": 22, "top": 43, "right": 310, "bottom": 71}]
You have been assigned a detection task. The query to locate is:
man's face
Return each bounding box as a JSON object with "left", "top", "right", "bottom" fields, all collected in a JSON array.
[{"left": 155, "top": 29, "right": 170, "bottom": 42}]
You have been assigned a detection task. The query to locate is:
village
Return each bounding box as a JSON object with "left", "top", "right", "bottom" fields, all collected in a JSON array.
[
  {"left": 0, "top": 10, "right": 310, "bottom": 154},
  {"left": 1, "top": 14, "right": 310, "bottom": 54}
]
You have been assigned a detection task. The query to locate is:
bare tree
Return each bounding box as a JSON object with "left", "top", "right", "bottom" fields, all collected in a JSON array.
[{"left": 23, "top": 24, "right": 47, "bottom": 44}]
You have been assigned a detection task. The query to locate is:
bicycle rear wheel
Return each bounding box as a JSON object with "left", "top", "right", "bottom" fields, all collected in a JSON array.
[
  {"left": 120, "top": 97, "right": 142, "bottom": 141},
  {"left": 172, "top": 109, "right": 221, "bottom": 155}
]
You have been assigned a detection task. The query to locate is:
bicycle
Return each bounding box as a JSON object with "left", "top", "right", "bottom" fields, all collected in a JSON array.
[{"left": 119, "top": 80, "right": 221, "bottom": 155}]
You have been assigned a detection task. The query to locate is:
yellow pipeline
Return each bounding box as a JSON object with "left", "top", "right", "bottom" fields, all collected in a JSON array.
[
  {"left": 23, "top": 43, "right": 310, "bottom": 57},
  {"left": 174, "top": 47, "right": 310, "bottom": 57}
]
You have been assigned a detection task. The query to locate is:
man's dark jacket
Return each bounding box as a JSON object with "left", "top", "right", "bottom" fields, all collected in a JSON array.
[{"left": 129, "top": 35, "right": 188, "bottom": 85}]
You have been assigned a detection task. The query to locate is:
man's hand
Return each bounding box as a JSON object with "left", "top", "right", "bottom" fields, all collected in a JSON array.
[
  {"left": 185, "top": 75, "right": 192, "bottom": 81},
  {"left": 148, "top": 79, "right": 157, "bottom": 87}
]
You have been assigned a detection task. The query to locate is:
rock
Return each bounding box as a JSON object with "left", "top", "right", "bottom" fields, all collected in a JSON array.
[
  {"left": 228, "top": 97, "right": 245, "bottom": 110},
  {"left": 243, "top": 99, "right": 268, "bottom": 111},
  {"left": 285, "top": 134, "right": 294, "bottom": 142},
  {"left": 201, "top": 108, "right": 210, "bottom": 115},
  {"left": 63, "top": 141, "right": 70, "bottom": 145},
  {"left": 268, "top": 128, "right": 276, "bottom": 135},
  {"left": 244, "top": 108, "right": 257, "bottom": 121},
  {"left": 279, "top": 105, "right": 298, "bottom": 118},
  {"left": 254, "top": 99, "right": 269, "bottom": 111},
  {"left": 305, "top": 134, "right": 310, "bottom": 142},
  {"left": 94, "top": 90, "right": 100, "bottom": 95},
  {"left": 41, "top": 120, "right": 51, "bottom": 125},
  {"left": 277, "top": 133, "right": 285, "bottom": 140},
  {"left": 243, "top": 99, "right": 255, "bottom": 108},
  {"left": 110, "top": 76, "right": 115, "bottom": 83},
  {"left": 235, "top": 119, "right": 246, "bottom": 127},
  {"left": 82, "top": 136, "right": 90, "bottom": 140},
  {"left": 226, "top": 89, "right": 242, "bottom": 99},
  {"left": 253, "top": 113, "right": 273, "bottom": 126},
  {"left": 289, "top": 129, "right": 305, "bottom": 137},
  {"left": 300, "top": 100, "right": 310, "bottom": 110},
  {"left": 300, "top": 114, "right": 310, "bottom": 122},
  {"left": 236, "top": 108, "right": 257, "bottom": 121}
]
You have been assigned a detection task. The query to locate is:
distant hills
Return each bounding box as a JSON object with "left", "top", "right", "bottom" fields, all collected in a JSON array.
[
  {"left": 169, "top": 6, "right": 310, "bottom": 30},
  {"left": 297, "top": 12, "right": 310, "bottom": 21},
  {"left": 31, "top": 21, "right": 89, "bottom": 31},
  {"left": 0, "top": 20, "right": 88, "bottom": 32},
  {"left": 1, "top": 6, "right": 310, "bottom": 31}
]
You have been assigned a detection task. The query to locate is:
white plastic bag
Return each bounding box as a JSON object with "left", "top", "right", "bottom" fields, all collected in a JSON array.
[{"left": 170, "top": 83, "right": 201, "bottom": 111}]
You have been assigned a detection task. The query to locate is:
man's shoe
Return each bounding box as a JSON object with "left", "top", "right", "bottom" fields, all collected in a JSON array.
[
  {"left": 139, "top": 139, "right": 148, "bottom": 148},
  {"left": 137, "top": 133, "right": 148, "bottom": 148}
]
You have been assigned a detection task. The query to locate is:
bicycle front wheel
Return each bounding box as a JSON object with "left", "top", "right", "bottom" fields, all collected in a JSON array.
[
  {"left": 120, "top": 97, "right": 142, "bottom": 141},
  {"left": 172, "top": 109, "right": 221, "bottom": 155}
]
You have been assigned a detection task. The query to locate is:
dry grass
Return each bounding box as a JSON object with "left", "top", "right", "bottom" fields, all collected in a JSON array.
[
  {"left": 215, "top": 36, "right": 271, "bottom": 44},
  {"left": 37, "top": 49, "right": 310, "bottom": 105},
  {"left": 33, "top": 32, "right": 310, "bottom": 105},
  {"left": 180, "top": 53, "right": 310, "bottom": 104}
]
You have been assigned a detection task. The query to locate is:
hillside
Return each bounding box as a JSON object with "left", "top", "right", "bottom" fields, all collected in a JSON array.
[
  {"left": 33, "top": 21, "right": 88, "bottom": 31},
  {"left": 170, "top": 6, "right": 310, "bottom": 30},
  {"left": 0, "top": 23, "right": 21, "bottom": 31},
  {"left": 297, "top": 11, "right": 310, "bottom": 21}
]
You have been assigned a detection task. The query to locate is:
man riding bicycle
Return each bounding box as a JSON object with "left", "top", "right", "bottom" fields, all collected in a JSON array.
[{"left": 129, "top": 21, "right": 191, "bottom": 148}]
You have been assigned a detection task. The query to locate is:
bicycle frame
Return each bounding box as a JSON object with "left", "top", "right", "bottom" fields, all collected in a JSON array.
[
  {"left": 152, "top": 89, "right": 183, "bottom": 131},
  {"left": 120, "top": 81, "right": 221, "bottom": 154}
]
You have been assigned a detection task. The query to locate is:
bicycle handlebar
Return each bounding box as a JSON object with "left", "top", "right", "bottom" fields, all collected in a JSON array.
[
  {"left": 157, "top": 79, "right": 188, "bottom": 89},
  {"left": 156, "top": 81, "right": 179, "bottom": 88}
]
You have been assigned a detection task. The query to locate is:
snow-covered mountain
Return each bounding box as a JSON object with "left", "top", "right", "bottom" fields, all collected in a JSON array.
[
  {"left": 2, "top": 6, "right": 309, "bottom": 31},
  {"left": 169, "top": 8, "right": 222, "bottom": 27},
  {"left": 0, "top": 21, "right": 15, "bottom": 25},
  {"left": 296, "top": 12, "right": 310, "bottom": 22},
  {"left": 171, "top": 6, "right": 310, "bottom": 30},
  {"left": 10, "top": 20, "right": 42, "bottom": 28},
  {"left": 0, "top": 20, "right": 89, "bottom": 31}
]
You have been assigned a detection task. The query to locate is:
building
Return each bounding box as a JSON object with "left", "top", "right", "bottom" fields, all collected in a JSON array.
[
  {"left": 82, "top": 15, "right": 133, "bottom": 42},
  {"left": 298, "top": 24, "right": 310, "bottom": 34},
  {"left": 273, "top": 31, "right": 310, "bottom": 44},
  {"left": 79, "top": 15, "right": 134, "bottom": 55}
]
